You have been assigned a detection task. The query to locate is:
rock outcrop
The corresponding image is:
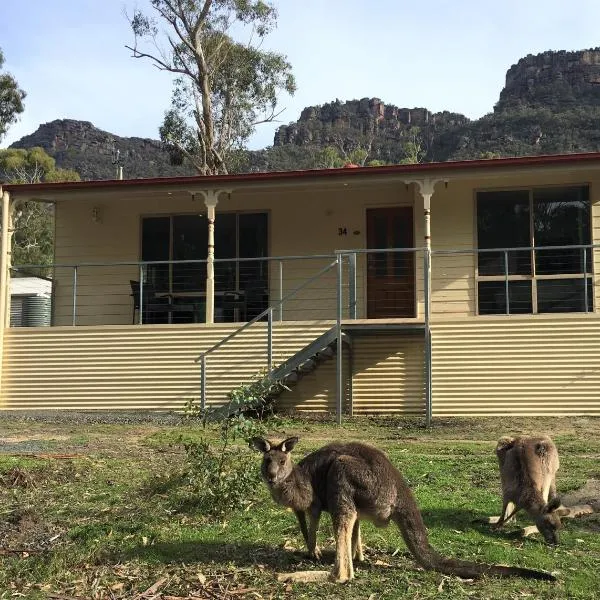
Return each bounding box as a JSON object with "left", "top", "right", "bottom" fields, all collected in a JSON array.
[
  {"left": 10, "top": 119, "right": 195, "bottom": 180},
  {"left": 496, "top": 48, "right": 600, "bottom": 112}
]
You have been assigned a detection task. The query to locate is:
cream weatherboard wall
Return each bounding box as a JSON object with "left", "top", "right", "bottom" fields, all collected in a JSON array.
[
  {"left": 50, "top": 166, "right": 600, "bottom": 327},
  {"left": 51, "top": 182, "right": 419, "bottom": 326},
  {"left": 428, "top": 169, "right": 600, "bottom": 317}
]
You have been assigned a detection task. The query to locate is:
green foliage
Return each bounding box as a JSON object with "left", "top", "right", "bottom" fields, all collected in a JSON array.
[
  {"left": 179, "top": 438, "right": 260, "bottom": 517},
  {"left": 128, "top": 0, "right": 296, "bottom": 175},
  {"left": 171, "top": 373, "right": 281, "bottom": 518},
  {"left": 0, "top": 48, "right": 25, "bottom": 141},
  {"left": 0, "top": 147, "right": 81, "bottom": 267},
  {"left": 398, "top": 127, "right": 426, "bottom": 164}
]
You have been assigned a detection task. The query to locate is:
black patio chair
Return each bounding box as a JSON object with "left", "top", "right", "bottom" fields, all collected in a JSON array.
[{"left": 222, "top": 290, "right": 247, "bottom": 322}]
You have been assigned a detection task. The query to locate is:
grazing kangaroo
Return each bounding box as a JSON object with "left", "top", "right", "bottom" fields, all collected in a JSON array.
[
  {"left": 251, "top": 437, "right": 555, "bottom": 582},
  {"left": 490, "top": 436, "right": 571, "bottom": 544}
]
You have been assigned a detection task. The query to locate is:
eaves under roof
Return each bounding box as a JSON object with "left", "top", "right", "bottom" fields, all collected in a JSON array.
[{"left": 3, "top": 151, "right": 600, "bottom": 198}]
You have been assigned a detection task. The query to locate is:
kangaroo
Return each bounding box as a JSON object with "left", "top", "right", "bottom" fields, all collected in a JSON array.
[
  {"left": 250, "top": 437, "right": 556, "bottom": 583},
  {"left": 490, "top": 436, "right": 571, "bottom": 544}
]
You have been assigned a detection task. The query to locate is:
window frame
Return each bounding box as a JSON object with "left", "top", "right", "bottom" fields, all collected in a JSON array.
[
  {"left": 139, "top": 209, "right": 270, "bottom": 295},
  {"left": 474, "top": 183, "right": 593, "bottom": 315}
]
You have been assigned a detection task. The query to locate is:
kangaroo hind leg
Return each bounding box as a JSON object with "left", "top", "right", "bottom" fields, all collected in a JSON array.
[
  {"left": 351, "top": 520, "right": 364, "bottom": 562},
  {"left": 330, "top": 511, "right": 357, "bottom": 583}
]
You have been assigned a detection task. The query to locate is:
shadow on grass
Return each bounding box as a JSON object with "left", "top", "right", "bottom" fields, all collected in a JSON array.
[
  {"left": 113, "top": 508, "right": 540, "bottom": 569},
  {"left": 117, "top": 540, "right": 336, "bottom": 569}
]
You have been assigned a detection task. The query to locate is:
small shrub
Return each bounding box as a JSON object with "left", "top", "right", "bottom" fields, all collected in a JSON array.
[
  {"left": 172, "top": 373, "right": 281, "bottom": 518},
  {"left": 182, "top": 440, "right": 260, "bottom": 517}
]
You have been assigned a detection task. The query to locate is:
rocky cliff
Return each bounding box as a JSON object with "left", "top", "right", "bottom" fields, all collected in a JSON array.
[
  {"left": 496, "top": 48, "right": 600, "bottom": 112},
  {"left": 10, "top": 119, "right": 194, "bottom": 180},
  {"left": 273, "top": 97, "right": 469, "bottom": 163}
]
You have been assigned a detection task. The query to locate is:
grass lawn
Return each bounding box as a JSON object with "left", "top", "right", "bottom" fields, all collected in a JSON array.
[{"left": 0, "top": 414, "right": 599, "bottom": 599}]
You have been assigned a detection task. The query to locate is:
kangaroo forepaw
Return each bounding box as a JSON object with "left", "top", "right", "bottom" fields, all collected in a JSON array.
[
  {"left": 353, "top": 548, "right": 365, "bottom": 562},
  {"left": 308, "top": 547, "right": 322, "bottom": 561}
]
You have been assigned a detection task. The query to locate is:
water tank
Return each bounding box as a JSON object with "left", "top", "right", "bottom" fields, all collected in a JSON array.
[{"left": 22, "top": 296, "right": 52, "bottom": 327}]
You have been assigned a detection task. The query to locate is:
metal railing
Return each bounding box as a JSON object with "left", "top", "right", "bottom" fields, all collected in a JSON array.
[
  {"left": 193, "top": 257, "right": 341, "bottom": 410},
  {"left": 9, "top": 243, "right": 596, "bottom": 328},
  {"left": 10, "top": 253, "right": 344, "bottom": 327},
  {"left": 432, "top": 243, "right": 595, "bottom": 315}
]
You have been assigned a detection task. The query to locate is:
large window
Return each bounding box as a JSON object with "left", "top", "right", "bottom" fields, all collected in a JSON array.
[
  {"left": 476, "top": 185, "right": 592, "bottom": 314},
  {"left": 141, "top": 212, "right": 269, "bottom": 321}
]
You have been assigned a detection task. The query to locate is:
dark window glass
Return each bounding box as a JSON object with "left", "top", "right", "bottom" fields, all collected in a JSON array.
[
  {"left": 214, "top": 213, "right": 237, "bottom": 292},
  {"left": 533, "top": 186, "right": 591, "bottom": 275},
  {"left": 477, "top": 190, "right": 531, "bottom": 276},
  {"left": 478, "top": 281, "right": 532, "bottom": 315},
  {"left": 141, "top": 217, "right": 170, "bottom": 291},
  {"left": 141, "top": 212, "right": 269, "bottom": 322},
  {"left": 172, "top": 215, "right": 206, "bottom": 292},
  {"left": 239, "top": 213, "right": 269, "bottom": 319},
  {"left": 537, "top": 278, "right": 593, "bottom": 313}
]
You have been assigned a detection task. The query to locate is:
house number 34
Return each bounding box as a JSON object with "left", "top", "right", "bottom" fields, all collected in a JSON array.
[{"left": 338, "top": 227, "right": 348, "bottom": 236}]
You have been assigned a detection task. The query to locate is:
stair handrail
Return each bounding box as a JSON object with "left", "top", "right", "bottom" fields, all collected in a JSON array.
[{"left": 194, "top": 256, "right": 341, "bottom": 409}]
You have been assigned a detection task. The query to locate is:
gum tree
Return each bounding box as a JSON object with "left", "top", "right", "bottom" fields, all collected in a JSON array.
[
  {"left": 0, "top": 48, "right": 26, "bottom": 141},
  {"left": 126, "top": 0, "right": 296, "bottom": 175}
]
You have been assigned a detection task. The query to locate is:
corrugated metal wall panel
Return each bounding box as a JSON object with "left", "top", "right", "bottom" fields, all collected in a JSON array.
[
  {"left": 1, "top": 322, "right": 331, "bottom": 411},
  {"left": 431, "top": 316, "right": 600, "bottom": 416},
  {"left": 276, "top": 354, "right": 347, "bottom": 413},
  {"left": 10, "top": 297, "right": 23, "bottom": 328},
  {"left": 352, "top": 335, "right": 425, "bottom": 414}
]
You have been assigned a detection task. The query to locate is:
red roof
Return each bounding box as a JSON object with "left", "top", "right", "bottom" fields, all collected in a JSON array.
[{"left": 3, "top": 151, "right": 600, "bottom": 195}]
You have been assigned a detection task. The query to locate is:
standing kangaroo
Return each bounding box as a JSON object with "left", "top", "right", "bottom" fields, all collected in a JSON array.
[
  {"left": 251, "top": 437, "right": 555, "bottom": 582},
  {"left": 490, "top": 436, "right": 571, "bottom": 544}
]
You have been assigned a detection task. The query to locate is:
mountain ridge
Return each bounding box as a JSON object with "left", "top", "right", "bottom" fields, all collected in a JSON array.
[{"left": 9, "top": 47, "right": 600, "bottom": 179}]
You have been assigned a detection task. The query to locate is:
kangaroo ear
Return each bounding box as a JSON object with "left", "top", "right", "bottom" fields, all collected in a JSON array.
[
  {"left": 249, "top": 437, "right": 271, "bottom": 453},
  {"left": 496, "top": 436, "right": 515, "bottom": 457},
  {"left": 544, "top": 497, "right": 562, "bottom": 514},
  {"left": 280, "top": 436, "right": 299, "bottom": 453}
]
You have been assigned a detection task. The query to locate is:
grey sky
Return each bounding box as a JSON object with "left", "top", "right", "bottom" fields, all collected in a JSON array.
[{"left": 1, "top": 0, "right": 598, "bottom": 150}]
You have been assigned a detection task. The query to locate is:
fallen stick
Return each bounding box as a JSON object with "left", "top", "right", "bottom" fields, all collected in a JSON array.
[
  {"left": 134, "top": 576, "right": 168, "bottom": 599},
  {"left": 7, "top": 453, "right": 80, "bottom": 459},
  {"left": 277, "top": 570, "right": 330, "bottom": 583},
  {"left": 0, "top": 548, "right": 43, "bottom": 555}
]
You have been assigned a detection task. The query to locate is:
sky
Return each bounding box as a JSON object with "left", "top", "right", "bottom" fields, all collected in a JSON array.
[{"left": 1, "top": 0, "right": 600, "bottom": 151}]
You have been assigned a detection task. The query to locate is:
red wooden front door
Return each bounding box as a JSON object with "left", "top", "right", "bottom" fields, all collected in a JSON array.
[{"left": 366, "top": 207, "right": 415, "bottom": 318}]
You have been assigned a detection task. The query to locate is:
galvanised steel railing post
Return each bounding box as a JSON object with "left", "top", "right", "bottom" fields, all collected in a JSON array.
[
  {"left": 583, "top": 246, "right": 588, "bottom": 313},
  {"left": 138, "top": 264, "right": 144, "bottom": 325},
  {"left": 424, "top": 249, "right": 432, "bottom": 428},
  {"left": 278, "top": 260, "right": 283, "bottom": 321},
  {"left": 72, "top": 266, "right": 78, "bottom": 326},
  {"left": 348, "top": 252, "right": 357, "bottom": 319},
  {"left": 200, "top": 355, "right": 206, "bottom": 411},
  {"left": 336, "top": 255, "right": 343, "bottom": 425},
  {"left": 504, "top": 250, "right": 509, "bottom": 315},
  {"left": 267, "top": 307, "right": 273, "bottom": 370}
]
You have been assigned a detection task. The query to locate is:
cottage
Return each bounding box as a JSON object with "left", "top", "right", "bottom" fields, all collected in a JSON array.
[{"left": 1, "top": 152, "right": 599, "bottom": 418}]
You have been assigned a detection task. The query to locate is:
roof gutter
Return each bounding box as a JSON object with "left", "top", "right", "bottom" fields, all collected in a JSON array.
[{"left": 4, "top": 151, "right": 600, "bottom": 200}]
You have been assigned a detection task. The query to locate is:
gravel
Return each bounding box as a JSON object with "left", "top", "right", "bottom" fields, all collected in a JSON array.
[{"left": 0, "top": 410, "right": 189, "bottom": 426}]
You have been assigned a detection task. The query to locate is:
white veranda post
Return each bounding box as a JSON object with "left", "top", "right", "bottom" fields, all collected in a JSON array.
[
  {"left": 0, "top": 189, "right": 11, "bottom": 397},
  {"left": 197, "top": 189, "right": 231, "bottom": 324}
]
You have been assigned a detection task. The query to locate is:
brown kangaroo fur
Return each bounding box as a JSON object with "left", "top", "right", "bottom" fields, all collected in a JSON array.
[
  {"left": 251, "top": 437, "right": 555, "bottom": 582},
  {"left": 491, "top": 436, "right": 570, "bottom": 544}
]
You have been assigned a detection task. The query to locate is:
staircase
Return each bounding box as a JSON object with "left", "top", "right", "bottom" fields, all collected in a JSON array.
[{"left": 266, "top": 327, "right": 351, "bottom": 400}]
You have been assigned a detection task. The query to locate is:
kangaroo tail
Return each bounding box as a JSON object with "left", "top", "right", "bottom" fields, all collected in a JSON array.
[{"left": 392, "top": 502, "right": 555, "bottom": 581}]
